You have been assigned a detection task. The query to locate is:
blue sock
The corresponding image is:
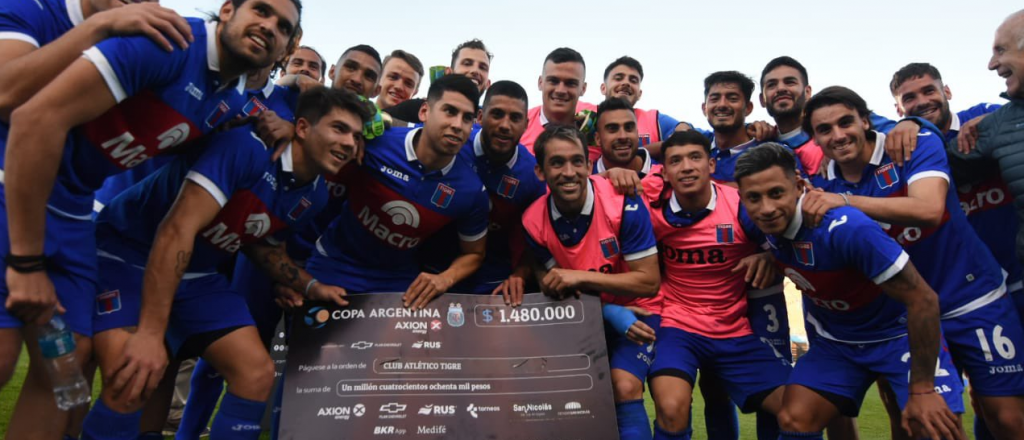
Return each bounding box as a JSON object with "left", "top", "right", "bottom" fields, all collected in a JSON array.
[
  {"left": 176, "top": 358, "right": 224, "bottom": 440},
  {"left": 136, "top": 433, "right": 163, "bottom": 440},
  {"left": 270, "top": 377, "right": 284, "bottom": 440},
  {"left": 615, "top": 399, "right": 652, "bottom": 440},
  {"left": 975, "top": 413, "right": 996, "bottom": 440},
  {"left": 703, "top": 400, "right": 739, "bottom": 440},
  {"left": 81, "top": 399, "right": 142, "bottom": 440},
  {"left": 653, "top": 420, "right": 692, "bottom": 440},
  {"left": 210, "top": 392, "right": 266, "bottom": 440},
  {"left": 756, "top": 410, "right": 780, "bottom": 440},
  {"left": 778, "top": 431, "right": 824, "bottom": 439}
]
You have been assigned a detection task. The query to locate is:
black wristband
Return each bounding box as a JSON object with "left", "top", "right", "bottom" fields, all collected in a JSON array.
[{"left": 5, "top": 254, "right": 46, "bottom": 273}]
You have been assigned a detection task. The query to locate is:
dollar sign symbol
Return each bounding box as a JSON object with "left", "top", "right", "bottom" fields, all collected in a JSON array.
[{"left": 482, "top": 309, "right": 493, "bottom": 323}]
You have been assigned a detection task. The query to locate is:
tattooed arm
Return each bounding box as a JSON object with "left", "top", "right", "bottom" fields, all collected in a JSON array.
[
  {"left": 242, "top": 240, "right": 349, "bottom": 306},
  {"left": 111, "top": 181, "right": 224, "bottom": 404},
  {"left": 879, "top": 259, "right": 962, "bottom": 440}
]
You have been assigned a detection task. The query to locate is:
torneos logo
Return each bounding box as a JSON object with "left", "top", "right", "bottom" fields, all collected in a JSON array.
[
  {"left": 244, "top": 213, "right": 272, "bottom": 237},
  {"left": 381, "top": 201, "right": 420, "bottom": 228}
]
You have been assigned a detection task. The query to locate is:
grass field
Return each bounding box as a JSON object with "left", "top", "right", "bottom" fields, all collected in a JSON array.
[{"left": 0, "top": 347, "right": 977, "bottom": 439}]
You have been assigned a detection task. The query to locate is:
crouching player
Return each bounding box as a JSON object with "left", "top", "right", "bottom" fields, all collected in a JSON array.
[
  {"left": 643, "top": 131, "right": 790, "bottom": 440},
  {"left": 83, "top": 88, "right": 367, "bottom": 439},
  {"left": 735, "top": 143, "right": 964, "bottom": 440},
  {"left": 522, "top": 125, "right": 661, "bottom": 440}
]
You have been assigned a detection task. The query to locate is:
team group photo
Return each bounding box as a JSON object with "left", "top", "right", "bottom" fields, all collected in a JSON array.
[{"left": 0, "top": 0, "right": 1022, "bottom": 439}]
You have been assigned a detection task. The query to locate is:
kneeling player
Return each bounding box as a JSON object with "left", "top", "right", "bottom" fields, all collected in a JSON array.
[
  {"left": 644, "top": 131, "right": 790, "bottom": 440},
  {"left": 84, "top": 88, "right": 367, "bottom": 439},
  {"left": 522, "top": 125, "right": 661, "bottom": 440},
  {"left": 736, "top": 143, "right": 964, "bottom": 440}
]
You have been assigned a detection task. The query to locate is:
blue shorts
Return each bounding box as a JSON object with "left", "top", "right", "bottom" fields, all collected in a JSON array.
[
  {"left": 650, "top": 327, "right": 791, "bottom": 412},
  {"left": 941, "top": 294, "right": 1024, "bottom": 396},
  {"left": 0, "top": 198, "right": 96, "bottom": 337},
  {"left": 791, "top": 335, "right": 965, "bottom": 417},
  {"left": 94, "top": 256, "right": 254, "bottom": 357},
  {"left": 606, "top": 313, "right": 660, "bottom": 382},
  {"left": 231, "top": 253, "right": 283, "bottom": 344},
  {"left": 748, "top": 287, "right": 792, "bottom": 363}
]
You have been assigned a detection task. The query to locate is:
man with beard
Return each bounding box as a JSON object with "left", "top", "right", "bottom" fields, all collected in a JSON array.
[
  {"left": 328, "top": 44, "right": 381, "bottom": 98},
  {"left": 447, "top": 39, "right": 491, "bottom": 95},
  {"left": 305, "top": 75, "right": 489, "bottom": 305},
  {"left": 417, "top": 80, "right": 546, "bottom": 302},
  {"left": 521, "top": 47, "right": 596, "bottom": 155},
  {"left": 803, "top": 86, "right": 1024, "bottom": 440},
  {"left": 600, "top": 56, "right": 686, "bottom": 159},
  {"left": 592, "top": 98, "right": 657, "bottom": 179},
  {"left": 759, "top": 56, "right": 825, "bottom": 175},
  {"left": 522, "top": 124, "right": 660, "bottom": 440},
  {"left": 889, "top": 61, "right": 1019, "bottom": 440},
  {"left": 1, "top": 1, "right": 301, "bottom": 438}
]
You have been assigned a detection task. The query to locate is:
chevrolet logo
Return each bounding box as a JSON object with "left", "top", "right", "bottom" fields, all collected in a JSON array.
[
  {"left": 380, "top": 403, "right": 407, "bottom": 414},
  {"left": 350, "top": 341, "right": 373, "bottom": 350}
]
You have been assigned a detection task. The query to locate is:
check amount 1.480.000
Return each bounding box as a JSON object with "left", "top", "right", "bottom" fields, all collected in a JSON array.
[{"left": 475, "top": 301, "right": 585, "bottom": 327}]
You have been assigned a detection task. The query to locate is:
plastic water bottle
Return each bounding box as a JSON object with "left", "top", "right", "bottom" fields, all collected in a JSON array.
[{"left": 38, "top": 315, "right": 90, "bottom": 410}]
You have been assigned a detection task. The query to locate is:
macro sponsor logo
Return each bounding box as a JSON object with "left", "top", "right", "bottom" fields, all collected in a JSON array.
[{"left": 357, "top": 201, "right": 421, "bottom": 249}]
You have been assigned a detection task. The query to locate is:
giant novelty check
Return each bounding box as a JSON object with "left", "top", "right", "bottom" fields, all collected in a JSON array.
[{"left": 279, "top": 292, "right": 618, "bottom": 440}]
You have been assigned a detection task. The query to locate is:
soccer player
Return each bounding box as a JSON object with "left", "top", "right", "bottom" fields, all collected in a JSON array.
[
  {"left": 85, "top": 87, "right": 366, "bottom": 439},
  {"left": 802, "top": 86, "right": 1024, "bottom": 439},
  {"left": 521, "top": 47, "right": 596, "bottom": 154},
  {"left": 759, "top": 56, "right": 826, "bottom": 175},
  {"left": 306, "top": 74, "right": 488, "bottom": 307},
  {"left": 600, "top": 56, "right": 687, "bottom": 159},
  {"left": 736, "top": 143, "right": 965, "bottom": 440},
  {"left": 591, "top": 98, "right": 657, "bottom": 179},
  {"left": 447, "top": 38, "right": 491, "bottom": 94},
  {"left": 418, "top": 80, "right": 546, "bottom": 300},
  {"left": 328, "top": 44, "right": 382, "bottom": 98},
  {"left": 643, "top": 131, "right": 790, "bottom": 440},
  {"left": 889, "top": 62, "right": 1018, "bottom": 440},
  {"left": 284, "top": 44, "right": 325, "bottom": 83},
  {"left": 375, "top": 49, "right": 423, "bottom": 113},
  {"left": 703, "top": 71, "right": 768, "bottom": 186},
  {"left": 1, "top": 0, "right": 300, "bottom": 437},
  {"left": 522, "top": 125, "right": 660, "bottom": 440}
]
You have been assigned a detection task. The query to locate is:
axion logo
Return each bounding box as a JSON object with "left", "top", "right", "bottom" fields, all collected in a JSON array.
[
  {"left": 245, "top": 213, "right": 272, "bottom": 237},
  {"left": 381, "top": 201, "right": 420, "bottom": 227}
]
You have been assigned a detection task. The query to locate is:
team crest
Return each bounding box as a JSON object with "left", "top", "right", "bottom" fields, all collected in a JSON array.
[
  {"left": 600, "top": 237, "right": 620, "bottom": 259},
  {"left": 447, "top": 303, "right": 465, "bottom": 328},
  {"left": 204, "top": 101, "right": 230, "bottom": 128},
  {"left": 287, "top": 197, "right": 313, "bottom": 220},
  {"left": 96, "top": 290, "right": 122, "bottom": 315},
  {"left": 241, "top": 96, "right": 268, "bottom": 116},
  {"left": 874, "top": 163, "right": 900, "bottom": 189},
  {"left": 431, "top": 183, "right": 456, "bottom": 208},
  {"left": 639, "top": 134, "right": 652, "bottom": 146},
  {"left": 716, "top": 224, "right": 734, "bottom": 243},
  {"left": 793, "top": 241, "right": 815, "bottom": 266},
  {"left": 498, "top": 175, "right": 520, "bottom": 199}
]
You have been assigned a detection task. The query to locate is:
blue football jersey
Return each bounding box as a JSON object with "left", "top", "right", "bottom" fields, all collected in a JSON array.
[
  {"left": 710, "top": 136, "right": 804, "bottom": 183},
  {"left": 93, "top": 80, "right": 299, "bottom": 212},
  {"left": 308, "top": 127, "right": 490, "bottom": 292},
  {"left": 947, "top": 104, "right": 1022, "bottom": 293},
  {"left": 419, "top": 129, "right": 547, "bottom": 293},
  {"left": 769, "top": 205, "right": 911, "bottom": 343},
  {"left": 593, "top": 147, "right": 658, "bottom": 179},
  {"left": 817, "top": 129, "right": 1006, "bottom": 315},
  {"left": 96, "top": 126, "right": 326, "bottom": 274},
  {"left": 5, "top": 19, "right": 250, "bottom": 220}
]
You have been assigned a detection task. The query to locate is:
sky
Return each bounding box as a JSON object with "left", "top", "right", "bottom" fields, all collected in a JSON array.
[{"left": 169, "top": 0, "right": 1018, "bottom": 128}]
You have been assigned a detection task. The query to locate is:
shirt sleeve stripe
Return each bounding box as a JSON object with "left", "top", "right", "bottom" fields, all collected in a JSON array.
[
  {"left": 185, "top": 171, "right": 228, "bottom": 207},
  {"left": 0, "top": 32, "right": 39, "bottom": 47},
  {"left": 872, "top": 251, "right": 909, "bottom": 285},
  {"left": 624, "top": 246, "right": 658, "bottom": 262},
  {"left": 458, "top": 229, "right": 487, "bottom": 242},
  {"left": 83, "top": 47, "right": 127, "bottom": 103},
  {"left": 907, "top": 170, "right": 949, "bottom": 185}
]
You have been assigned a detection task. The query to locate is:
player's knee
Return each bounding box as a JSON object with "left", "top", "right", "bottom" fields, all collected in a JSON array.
[
  {"left": 654, "top": 394, "right": 692, "bottom": 431},
  {"left": 226, "top": 357, "right": 275, "bottom": 401},
  {"left": 99, "top": 392, "right": 145, "bottom": 414},
  {"left": 777, "top": 406, "right": 816, "bottom": 433},
  {"left": 612, "top": 377, "right": 643, "bottom": 401},
  {"left": 991, "top": 406, "right": 1024, "bottom": 435}
]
